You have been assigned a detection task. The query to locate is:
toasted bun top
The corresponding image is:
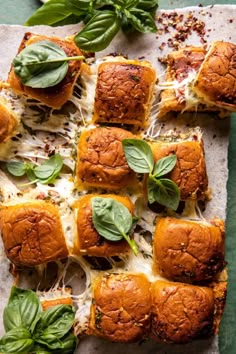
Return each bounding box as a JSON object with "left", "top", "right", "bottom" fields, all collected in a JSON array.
[
  {"left": 0, "top": 97, "right": 18, "bottom": 143},
  {"left": 89, "top": 273, "right": 151, "bottom": 342},
  {"left": 0, "top": 200, "right": 68, "bottom": 266},
  {"left": 150, "top": 140, "right": 208, "bottom": 200},
  {"left": 8, "top": 32, "right": 83, "bottom": 109},
  {"left": 154, "top": 217, "right": 225, "bottom": 282},
  {"left": 193, "top": 41, "right": 236, "bottom": 110},
  {"left": 151, "top": 280, "right": 215, "bottom": 343},
  {"left": 93, "top": 60, "right": 156, "bottom": 126},
  {"left": 74, "top": 194, "right": 134, "bottom": 257},
  {"left": 77, "top": 127, "right": 137, "bottom": 189}
]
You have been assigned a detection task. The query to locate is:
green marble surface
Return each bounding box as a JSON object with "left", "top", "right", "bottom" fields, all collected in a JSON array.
[{"left": 0, "top": 1, "right": 235, "bottom": 353}]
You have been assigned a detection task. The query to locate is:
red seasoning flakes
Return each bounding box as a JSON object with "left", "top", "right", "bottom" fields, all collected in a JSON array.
[{"left": 156, "top": 11, "right": 207, "bottom": 51}]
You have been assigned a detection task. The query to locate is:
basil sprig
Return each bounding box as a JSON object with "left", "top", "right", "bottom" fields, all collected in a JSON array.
[
  {"left": 6, "top": 153, "right": 64, "bottom": 185},
  {"left": 13, "top": 40, "right": 84, "bottom": 88},
  {"left": 122, "top": 139, "right": 180, "bottom": 210},
  {"left": 25, "top": 0, "right": 158, "bottom": 52},
  {"left": 0, "top": 286, "right": 77, "bottom": 354},
  {"left": 91, "top": 197, "right": 139, "bottom": 255}
]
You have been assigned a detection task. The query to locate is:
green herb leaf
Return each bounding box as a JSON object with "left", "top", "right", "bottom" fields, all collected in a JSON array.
[
  {"left": 34, "top": 154, "right": 63, "bottom": 184},
  {"left": 3, "top": 286, "right": 42, "bottom": 333},
  {"left": 125, "top": 0, "right": 139, "bottom": 9},
  {"left": 124, "top": 8, "right": 157, "bottom": 33},
  {"left": 91, "top": 197, "right": 138, "bottom": 255},
  {"left": 0, "top": 327, "right": 34, "bottom": 353},
  {"left": 34, "top": 305, "right": 75, "bottom": 349},
  {"left": 122, "top": 138, "right": 154, "bottom": 173},
  {"left": 25, "top": 0, "right": 81, "bottom": 26},
  {"left": 68, "top": 0, "right": 93, "bottom": 15},
  {"left": 6, "top": 161, "right": 26, "bottom": 177},
  {"left": 33, "top": 332, "right": 77, "bottom": 354},
  {"left": 74, "top": 10, "right": 121, "bottom": 52},
  {"left": 13, "top": 40, "right": 83, "bottom": 88},
  {"left": 135, "top": 0, "right": 159, "bottom": 11},
  {"left": 6, "top": 154, "right": 64, "bottom": 185},
  {"left": 153, "top": 154, "right": 177, "bottom": 178},
  {"left": 147, "top": 176, "right": 180, "bottom": 210}
]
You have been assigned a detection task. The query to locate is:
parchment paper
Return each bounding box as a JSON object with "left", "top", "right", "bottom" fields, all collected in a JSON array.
[{"left": 0, "top": 4, "right": 235, "bottom": 354}]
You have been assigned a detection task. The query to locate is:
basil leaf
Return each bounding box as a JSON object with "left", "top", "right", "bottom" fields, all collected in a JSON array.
[
  {"left": 68, "top": 0, "right": 93, "bottom": 15},
  {"left": 135, "top": 0, "right": 159, "bottom": 11},
  {"left": 13, "top": 40, "right": 71, "bottom": 88},
  {"left": 122, "top": 138, "right": 154, "bottom": 174},
  {"left": 124, "top": 8, "right": 157, "bottom": 33},
  {"left": 92, "top": 197, "right": 138, "bottom": 255},
  {"left": 6, "top": 161, "right": 26, "bottom": 177},
  {"left": 25, "top": 0, "right": 77, "bottom": 26},
  {"left": 153, "top": 154, "right": 177, "bottom": 178},
  {"left": 147, "top": 176, "right": 180, "bottom": 210},
  {"left": 125, "top": 0, "right": 139, "bottom": 9},
  {"left": 91, "top": 197, "right": 132, "bottom": 241},
  {"left": 0, "top": 327, "right": 34, "bottom": 354},
  {"left": 34, "top": 305, "right": 75, "bottom": 347},
  {"left": 33, "top": 332, "right": 77, "bottom": 353},
  {"left": 74, "top": 10, "right": 121, "bottom": 52},
  {"left": 34, "top": 154, "right": 63, "bottom": 183},
  {"left": 3, "top": 286, "right": 42, "bottom": 333}
]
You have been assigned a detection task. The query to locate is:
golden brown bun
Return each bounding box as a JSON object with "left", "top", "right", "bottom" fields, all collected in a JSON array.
[
  {"left": 76, "top": 127, "right": 137, "bottom": 189},
  {"left": 0, "top": 97, "right": 18, "bottom": 143},
  {"left": 73, "top": 194, "right": 134, "bottom": 257},
  {"left": 8, "top": 32, "right": 83, "bottom": 109},
  {"left": 150, "top": 139, "right": 208, "bottom": 200},
  {"left": 158, "top": 47, "right": 206, "bottom": 118},
  {"left": 93, "top": 60, "right": 156, "bottom": 126},
  {"left": 88, "top": 273, "right": 151, "bottom": 342},
  {"left": 151, "top": 280, "right": 215, "bottom": 343},
  {"left": 153, "top": 217, "right": 225, "bottom": 282},
  {"left": 0, "top": 201, "right": 68, "bottom": 267},
  {"left": 193, "top": 41, "right": 236, "bottom": 111},
  {"left": 210, "top": 281, "right": 227, "bottom": 334}
]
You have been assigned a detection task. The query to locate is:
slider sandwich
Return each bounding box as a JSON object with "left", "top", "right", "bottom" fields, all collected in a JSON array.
[
  {"left": 8, "top": 32, "right": 83, "bottom": 109},
  {"left": 158, "top": 41, "right": 236, "bottom": 118},
  {"left": 153, "top": 217, "right": 225, "bottom": 282},
  {"left": 150, "top": 133, "right": 208, "bottom": 200},
  {"left": 73, "top": 194, "right": 134, "bottom": 257},
  {"left": 0, "top": 200, "right": 69, "bottom": 267},
  {"left": 151, "top": 280, "right": 227, "bottom": 343},
  {"left": 87, "top": 273, "right": 151, "bottom": 342},
  {"left": 0, "top": 96, "right": 19, "bottom": 144},
  {"left": 76, "top": 127, "right": 137, "bottom": 190},
  {"left": 93, "top": 59, "right": 156, "bottom": 126}
]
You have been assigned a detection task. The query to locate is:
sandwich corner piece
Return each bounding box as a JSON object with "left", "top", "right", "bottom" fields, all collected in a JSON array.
[
  {"left": 193, "top": 41, "right": 236, "bottom": 112},
  {"left": 7, "top": 32, "right": 83, "bottom": 109},
  {"left": 158, "top": 41, "right": 236, "bottom": 118}
]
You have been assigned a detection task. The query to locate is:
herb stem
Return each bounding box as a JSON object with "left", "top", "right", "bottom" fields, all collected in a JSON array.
[
  {"left": 26, "top": 55, "right": 85, "bottom": 66},
  {"left": 122, "top": 232, "right": 139, "bottom": 256}
]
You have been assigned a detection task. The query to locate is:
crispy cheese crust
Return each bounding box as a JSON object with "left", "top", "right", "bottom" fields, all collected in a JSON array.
[
  {"left": 8, "top": 32, "right": 83, "bottom": 109},
  {"left": 73, "top": 194, "right": 134, "bottom": 257},
  {"left": 151, "top": 281, "right": 215, "bottom": 343},
  {"left": 0, "top": 97, "right": 18, "bottom": 143},
  {"left": 153, "top": 217, "right": 225, "bottom": 282},
  {"left": 88, "top": 273, "right": 151, "bottom": 342},
  {"left": 93, "top": 60, "right": 156, "bottom": 126},
  {"left": 150, "top": 139, "right": 208, "bottom": 200},
  {"left": 77, "top": 127, "right": 137, "bottom": 189},
  {"left": 158, "top": 47, "right": 206, "bottom": 118},
  {"left": 193, "top": 41, "right": 236, "bottom": 111},
  {"left": 0, "top": 201, "right": 68, "bottom": 267}
]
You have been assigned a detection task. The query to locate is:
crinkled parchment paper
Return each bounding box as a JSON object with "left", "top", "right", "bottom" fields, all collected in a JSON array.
[{"left": 0, "top": 4, "right": 235, "bottom": 354}]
